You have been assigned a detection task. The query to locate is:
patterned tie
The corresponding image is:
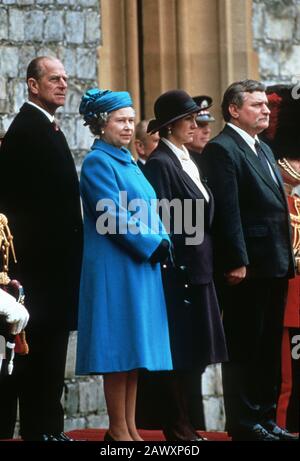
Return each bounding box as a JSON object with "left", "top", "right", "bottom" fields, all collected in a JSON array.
[{"left": 254, "top": 141, "right": 278, "bottom": 186}]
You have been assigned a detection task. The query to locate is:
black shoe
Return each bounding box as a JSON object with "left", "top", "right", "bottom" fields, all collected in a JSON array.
[
  {"left": 23, "top": 432, "right": 74, "bottom": 441},
  {"left": 104, "top": 431, "right": 117, "bottom": 442},
  {"left": 264, "top": 424, "right": 299, "bottom": 441},
  {"left": 43, "top": 434, "right": 60, "bottom": 441},
  {"left": 23, "top": 433, "right": 59, "bottom": 441},
  {"left": 54, "top": 432, "right": 74, "bottom": 441},
  {"left": 163, "top": 428, "right": 207, "bottom": 441},
  {"left": 231, "top": 424, "right": 280, "bottom": 441}
]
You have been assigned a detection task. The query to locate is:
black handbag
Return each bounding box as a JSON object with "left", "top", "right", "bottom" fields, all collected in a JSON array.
[{"left": 161, "top": 239, "right": 193, "bottom": 306}]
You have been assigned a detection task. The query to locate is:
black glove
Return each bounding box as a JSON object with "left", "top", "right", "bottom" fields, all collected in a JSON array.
[{"left": 149, "top": 239, "right": 170, "bottom": 264}]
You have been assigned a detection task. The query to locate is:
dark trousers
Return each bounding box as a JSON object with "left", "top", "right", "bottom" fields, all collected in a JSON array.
[
  {"left": 0, "top": 327, "right": 69, "bottom": 439},
  {"left": 218, "top": 277, "right": 288, "bottom": 435}
]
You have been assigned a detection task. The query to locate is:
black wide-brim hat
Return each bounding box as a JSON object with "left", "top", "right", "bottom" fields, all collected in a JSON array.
[{"left": 147, "top": 90, "right": 200, "bottom": 133}]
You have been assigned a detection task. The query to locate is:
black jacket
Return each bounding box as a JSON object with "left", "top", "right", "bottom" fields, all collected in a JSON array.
[
  {"left": 0, "top": 103, "right": 83, "bottom": 329},
  {"left": 144, "top": 140, "right": 214, "bottom": 284},
  {"left": 200, "top": 124, "right": 294, "bottom": 278}
]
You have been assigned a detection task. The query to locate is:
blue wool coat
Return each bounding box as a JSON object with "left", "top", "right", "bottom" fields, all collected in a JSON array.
[{"left": 76, "top": 139, "right": 173, "bottom": 374}]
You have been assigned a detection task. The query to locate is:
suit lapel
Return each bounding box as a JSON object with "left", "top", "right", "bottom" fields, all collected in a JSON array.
[
  {"left": 160, "top": 141, "right": 209, "bottom": 199},
  {"left": 206, "top": 187, "right": 215, "bottom": 227},
  {"left": 189, "top": 155, "right": 215, "bottom": 225},
  {"left": 224, "top": 125, "right": 284, "bottom": 202}
]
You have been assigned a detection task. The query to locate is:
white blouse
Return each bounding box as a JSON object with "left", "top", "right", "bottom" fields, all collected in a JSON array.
[{"left": 162, "top": 138, "right": 210, "bottom": 202}]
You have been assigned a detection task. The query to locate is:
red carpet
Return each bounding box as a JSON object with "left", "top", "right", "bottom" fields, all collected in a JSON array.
[{"left": 68, "top": 428, "right": 231, "bottom": 441}]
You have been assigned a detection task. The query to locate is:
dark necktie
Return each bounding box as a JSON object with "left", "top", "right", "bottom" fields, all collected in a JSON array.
[
  {"left": 52, "top": 120, "right": 59, "bottom": 131},
  {"left": 254, "top": 140, "right": 278, "bottom": 186}
]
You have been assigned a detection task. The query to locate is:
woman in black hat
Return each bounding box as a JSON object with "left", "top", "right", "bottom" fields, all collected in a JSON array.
[{"left": 136, "top": 90, "right": 228, "bottom": 441}]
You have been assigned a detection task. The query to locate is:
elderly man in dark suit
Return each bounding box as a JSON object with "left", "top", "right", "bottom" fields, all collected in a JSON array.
[
  {"left": 200, "top": 79, "right": 297, "bottom": 441},
  {"left": 0, "top": 56, "right": 82, "bottom": 441}
]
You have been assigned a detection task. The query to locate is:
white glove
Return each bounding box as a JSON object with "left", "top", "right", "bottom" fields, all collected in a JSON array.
[{"left": 0, "top": 288, "right": 29, "bottom": 335}]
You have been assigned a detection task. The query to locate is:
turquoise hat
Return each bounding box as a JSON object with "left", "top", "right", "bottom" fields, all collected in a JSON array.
[{"left": 79, "top": 88, "right": 133, "bottom": 125}]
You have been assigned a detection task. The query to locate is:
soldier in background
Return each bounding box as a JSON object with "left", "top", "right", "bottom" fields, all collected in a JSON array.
[
  {"left": 261, "top": 84, "right": 300, "bottom": 434},
  {"left": 186, "top": 96, "right": 215, "bottom": 168}
]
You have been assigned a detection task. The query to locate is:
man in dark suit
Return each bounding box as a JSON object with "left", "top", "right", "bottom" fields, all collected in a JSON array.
[
  {"left": 200, "top": 79, "right": 297, "bottom": 441},
  {"left": 0, "top": 56, "right": 82, "bottom": 441}
]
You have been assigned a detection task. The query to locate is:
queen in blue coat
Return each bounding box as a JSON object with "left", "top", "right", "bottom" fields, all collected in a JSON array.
[{"left": 76, "top": 88, "right": 172, "bottom": 441}]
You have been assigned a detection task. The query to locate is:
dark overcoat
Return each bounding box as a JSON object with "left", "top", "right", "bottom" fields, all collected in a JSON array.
[
  {"left": 0, "top": 103, "right": 83, "bottom": 330},
  {"left": 144, "top": 140, "right": 227, "bottom": 369}
]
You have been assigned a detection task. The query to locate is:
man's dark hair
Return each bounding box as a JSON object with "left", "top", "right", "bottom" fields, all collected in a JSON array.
[
  {"left": 26, "top": 56, "right": 56, "bottom": 82},
  {"left": 221, "top": 79, "right": 266, "bottom": 122},
  {"left": 135, "top": 120, "right": 149, "bottom": 143}
]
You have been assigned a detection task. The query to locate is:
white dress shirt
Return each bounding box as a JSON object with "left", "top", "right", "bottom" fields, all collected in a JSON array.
[
  {"left": 162, "top": 138, "right": 210, "bottom": 202},
  {"left": 227, "top": 123, "right": 278, "bottom": 184},
  {"left": 27, "top": 101, "right": 54, "bottom": 123}
]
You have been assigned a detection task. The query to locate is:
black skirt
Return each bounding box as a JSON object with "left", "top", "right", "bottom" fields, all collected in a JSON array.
[{"left": 162, "top": 266, "right": 228, "bottom": 370}]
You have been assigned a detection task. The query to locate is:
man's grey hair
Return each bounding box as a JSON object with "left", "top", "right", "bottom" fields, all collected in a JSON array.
[{"left": 221, "top": 79, "right": 266, "bottom": 122}]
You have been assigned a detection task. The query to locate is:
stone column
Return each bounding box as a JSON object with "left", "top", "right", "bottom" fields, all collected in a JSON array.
[{"left": 98, "top": 0, "right": 141, "bottom": 119}]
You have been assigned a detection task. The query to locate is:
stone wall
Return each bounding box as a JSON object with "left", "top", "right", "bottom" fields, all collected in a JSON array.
[
  {"left": 202, "top": 365, "right": 225, "bottom": 431},
  {"left": 253, "top": 0, "right": 300, "bottom": 85}
]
